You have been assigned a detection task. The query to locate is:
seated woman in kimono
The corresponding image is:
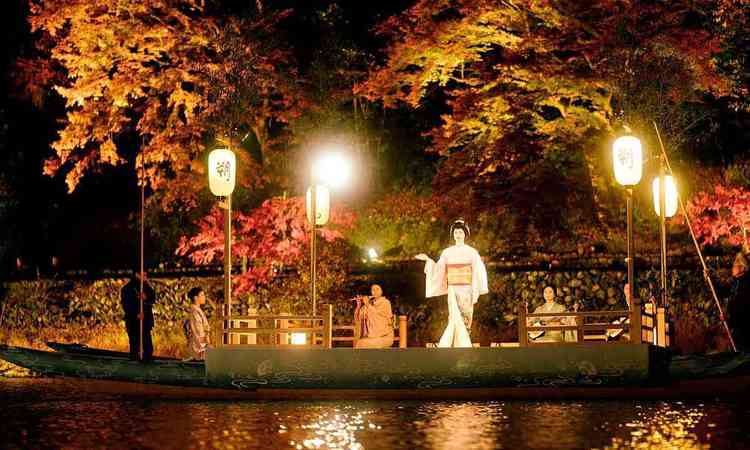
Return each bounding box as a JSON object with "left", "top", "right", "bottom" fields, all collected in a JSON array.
[
  {"left": 606, "top": 283, "right": 632, "bottom": 340},
  {"left": 353, "top": 284, "right": 394, "bottom": 348},
  {"left": 415, "top": 219, "right": 488, "bottom": 348},
  {"left": 530, "top": 286, "right": 576, "bottom": 342},
  {"left": 184, "top": 287, "right": 211, "bottom": 360}
]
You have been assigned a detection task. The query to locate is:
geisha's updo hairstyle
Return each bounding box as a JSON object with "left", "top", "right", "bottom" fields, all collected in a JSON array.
[{"left": 450, "top": 218, "right": 470, "bottom": 239}]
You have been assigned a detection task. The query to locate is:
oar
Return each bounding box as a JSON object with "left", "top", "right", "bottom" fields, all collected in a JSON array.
[{"left": 139, "top": 148, "right": 146, "bottom": 361}]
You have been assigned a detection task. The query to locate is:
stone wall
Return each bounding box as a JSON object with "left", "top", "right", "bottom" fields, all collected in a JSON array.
[{"left": 0, "top": 255, "right": 736, "bottom": 355}]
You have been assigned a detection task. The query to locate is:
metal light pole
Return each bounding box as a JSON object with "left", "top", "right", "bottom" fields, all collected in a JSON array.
[
  {"left": 626, "top": 186, "right": 636, "bottom": 312},
  {"left": 310, "top": 183, "right": 317, "bottom": 316},
  {"left": 658, "top": 159, "right": 668, "bottom": 310},
  {"left": 308, "top": 152, "right": 348, "bottom": 317},
  {"left": 222, "top": 194, "right": 232, "bottom": 345},
  {"left": 651, "top": 124, "right": 679, "bottom": 347},
  {"left": 208, "top": 148, "right": 236, "bottom": 347}
]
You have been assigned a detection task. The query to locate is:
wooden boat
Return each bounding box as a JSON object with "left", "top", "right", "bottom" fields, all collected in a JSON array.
[
  {"left": 45, "top": 342, "right": 178, "bottom": 361},
  {"left": 2, "top": 343, "right": 750, "bottom": 400}
]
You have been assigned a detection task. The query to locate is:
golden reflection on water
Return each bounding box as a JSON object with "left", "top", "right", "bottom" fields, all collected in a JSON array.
[
  {"left": 3, "top": 380, "right": 739, "bottom": 450},
  {"left": 278, "top": 402, "right": 503, "bottom": 450},
  {"left": 595, "top": 403, "right": 709, "bottom": 450},
  {"left": 281, "top": 407, "right": 370, "bottom": 450},
  {"left": 414, "top": 402, "right": 502, "bottom": 450}
]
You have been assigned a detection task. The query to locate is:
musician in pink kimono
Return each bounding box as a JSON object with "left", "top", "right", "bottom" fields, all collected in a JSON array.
[{"left": 415, "top": 219, "right": 488, "bottom": 347}]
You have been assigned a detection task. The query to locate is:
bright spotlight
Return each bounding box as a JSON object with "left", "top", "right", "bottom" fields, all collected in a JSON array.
[{"left": 312, "top": 153, "right": 351, "bottom": 189}]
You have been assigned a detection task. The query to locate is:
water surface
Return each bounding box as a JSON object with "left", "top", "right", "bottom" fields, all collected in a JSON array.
[{"left": 1, "top": 378, "right": 748, "bottom": 449}]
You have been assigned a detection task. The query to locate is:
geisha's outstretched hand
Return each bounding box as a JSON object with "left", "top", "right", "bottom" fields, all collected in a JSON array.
[{"left": 414, "top": 253, "right": 431, "bottom": 262}]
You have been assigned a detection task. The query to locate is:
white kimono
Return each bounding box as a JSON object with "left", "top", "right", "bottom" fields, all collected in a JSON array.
[{"left": 423, "top": 244, "right": 488, "bottom": 347}]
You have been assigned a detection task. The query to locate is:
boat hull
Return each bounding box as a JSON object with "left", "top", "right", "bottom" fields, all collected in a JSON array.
[
  {"left": 3, "top": 344, "right": 749, "bottom": 400},
  {"left": 1, "top": 345, "right": 207, "bottom": 388}
]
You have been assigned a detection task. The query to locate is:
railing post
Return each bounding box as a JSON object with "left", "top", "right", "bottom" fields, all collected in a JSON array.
[
  {"left": 247, "top": 306, "right": 257, "bottom": 345},
  {"left": 323, "top": 304, "right": 333, "bottom": 348},
  {"left": 399, "top": 315, "right": 407, "bottom": 348},
  {"left": 277, "top": 312, "right": 289, "bottom": 346},
  {"left": 576, "top": 314, "right": 584, "bottom": 343},
  {"left": 519, "top": 302, "right": 528, "bottom": 347},
  {"left": 656, "top": 307, "right": 667, "bottom": 347},
  {"left": 630, "top": 297, "right": 642, "bottom": 345}
]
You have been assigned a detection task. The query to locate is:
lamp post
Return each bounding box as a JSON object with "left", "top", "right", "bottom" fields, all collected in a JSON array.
[
  {"left": 613, "top": 135, "right": 643, "bottom": 333},
  {"left": 652, "top": 170, "right": 677, "bottom": 347},
  {"left": 652, "top": 172, "right": 678, "bottom": 307},
  {"left": 208, "top": 148, "right": 236, "bottom": 346},
  {"left": 306, "top": 184, "right": 330, "bottom": 316},
  {"left": 307, "top": 153, "right": 350, "bottom": 316}
]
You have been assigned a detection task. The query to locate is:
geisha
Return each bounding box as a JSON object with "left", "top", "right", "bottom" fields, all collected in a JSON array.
[{"left": 415, "top": 219, "right": 488, "bottom": 348}]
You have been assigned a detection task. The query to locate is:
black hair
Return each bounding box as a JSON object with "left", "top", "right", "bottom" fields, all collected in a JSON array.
[
  {"left": 187, "top": 287, "right": 204, "bottom": 302},
  {"left": 450, "top": 219, "right": 470, "bottom": 239}
]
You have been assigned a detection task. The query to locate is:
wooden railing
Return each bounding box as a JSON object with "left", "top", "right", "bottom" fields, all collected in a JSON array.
[
  {"left": 639, "top": 303, "right": 671, "bottom": 346},
  {"left": 218, "top": 305, "right": 412, "bottom": 349},
  {"left": 332, "top": 315, "right": 408, "bottom": 348},
  {"left": 219, "top": 304, "right": 333, "bottom": 348},
  {"left": 518, "top": 301, "right": 645, "bottom": 346}
]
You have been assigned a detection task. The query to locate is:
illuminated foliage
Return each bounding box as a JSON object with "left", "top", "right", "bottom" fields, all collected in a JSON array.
[
  {"left": 357, "top": 0, "right": 736, "bottom": 231},
  {"left": 686, "top": 184, "right": 750, "bottom": 248},
  {"left": 176, "top": 196, "right": 356, "bottom": 294},
  {"left": 23, "top": 0, "right": 304, "bottom": 204}
]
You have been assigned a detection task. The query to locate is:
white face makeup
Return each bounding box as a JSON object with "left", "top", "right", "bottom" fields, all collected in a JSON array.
[
  {"left": 453, "top": 228, "right": 466, "bottom": 244},
  {"left": 371, "top": 285, "right": 383, "bottom": 297},
  {"left": 543, "top": 287, "right": 554, "bottom": 302}
]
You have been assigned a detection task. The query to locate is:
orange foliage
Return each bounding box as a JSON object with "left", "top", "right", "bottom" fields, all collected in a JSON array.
[{"left": 23, "top": 0, "right": 306, "bottom": 204}]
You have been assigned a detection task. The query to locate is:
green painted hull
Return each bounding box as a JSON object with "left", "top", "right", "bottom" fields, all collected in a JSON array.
[
  {"left": 2, "top": 344, "right": 749, "bottom": 400},
  {"left": 0, "top": 345, "right": 208, "bottom": 387},
  {"left": 206, "top": 345, "right": 655, "bottom": 390}
]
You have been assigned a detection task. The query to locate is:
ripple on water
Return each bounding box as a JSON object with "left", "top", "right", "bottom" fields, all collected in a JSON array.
[{"left": 0, "top": 378, "right": 749, "bottom": 449}]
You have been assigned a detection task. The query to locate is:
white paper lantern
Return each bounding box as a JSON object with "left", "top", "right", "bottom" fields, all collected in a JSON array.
[
  {"left": 306, "top": 185, "right": 330, "bottom": 225},
  {"left": 612, "top": 136, "right": 643, "bottom": 187},
  {"left": 208, "top": 148, "right": 236, "bottom": 197},
  {"left": 652, "top": 175, "right": 678, "bottom": 218}
]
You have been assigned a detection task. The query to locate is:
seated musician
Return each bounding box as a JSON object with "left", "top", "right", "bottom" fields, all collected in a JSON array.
[
  {"left": 529, "top": 286, "right": 575, "bottom": 342},
  {"left": 353, "top": 284, "right": 394, "bottom": 348}
]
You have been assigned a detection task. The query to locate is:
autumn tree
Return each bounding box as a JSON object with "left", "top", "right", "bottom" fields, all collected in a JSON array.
[
  {"left": 177, "top": 196, "right": 356, "bottom": 310},
  {"left": 687, "top": 184, "right": 750, "bottom": 249},
  {"left": 357, "top": 0, "right": 736, "bottom": 239},
  {"left": 21, "top": 0, "right": 305, "bottom": 207}
]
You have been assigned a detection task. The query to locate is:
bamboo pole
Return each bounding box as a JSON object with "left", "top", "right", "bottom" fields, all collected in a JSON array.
[{"left": 652, "top": 121, "right": 737, "bottom": 351}]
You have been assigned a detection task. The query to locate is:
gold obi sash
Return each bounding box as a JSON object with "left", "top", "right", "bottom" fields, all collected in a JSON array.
[{"left": 446, "top": 264, "right": 472, "bottom": 286}]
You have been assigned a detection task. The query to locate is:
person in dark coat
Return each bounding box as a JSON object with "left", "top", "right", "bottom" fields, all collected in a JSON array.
[
  {"left": 729, "top": 251, "right": 750, "bottom": 352},
  {"left": 121, "top": 270, "right": 157, "bottom": 361}
]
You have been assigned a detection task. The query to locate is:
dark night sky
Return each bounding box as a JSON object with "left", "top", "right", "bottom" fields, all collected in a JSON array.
[{"left": 0, "top": 1, "right": 416, "bottom": 274}]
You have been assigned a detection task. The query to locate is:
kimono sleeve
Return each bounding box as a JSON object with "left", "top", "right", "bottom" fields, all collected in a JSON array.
[
  {"left": 424, "top": 250, "right": 448, "bottom": 298},
  {"left": 471, "top": 249, "right": 489, "bottom": 303}
]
